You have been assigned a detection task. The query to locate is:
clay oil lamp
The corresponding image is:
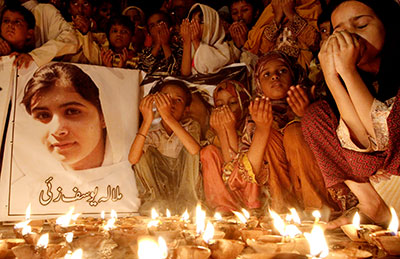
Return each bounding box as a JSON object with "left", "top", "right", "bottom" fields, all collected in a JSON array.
[
  {"left": 66, "top": 230, "right": 108, "bottom": 258},
  {"left": 14, "top": 205, "right": 44, "bottom": 239},
  {"left": 370, "top": 207, "right": 400, "bottom": 255},
  {"left": 137, "top": 236, "right": 168, "bottom": 259},
  {"left": 213, "top": 212, "right": 242, "bottom": 240},
  {"left": 0, "top": 238, "right": 25, "bottom": 259},
  {"left": 341, "top": 211, "right": 382, "bottom": 242},
  {"left": 148, "top": 208, "right": 181, "bottom": 243},
  {"left": 12, "top": 233, "right": 68, "bottom": 259}
]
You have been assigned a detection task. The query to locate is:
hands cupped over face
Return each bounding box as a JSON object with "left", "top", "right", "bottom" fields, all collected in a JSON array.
[
  {"left": 179, "top": 18, "right": 202, "bottom": 44},
  {"left": 210, "top": 105, "right": 236, "bottom": 133},
  {"left": 319, "top": 31, "right": 363, "bottom": 77},
  {"left": 249, "top": 96, "right": 272, "bottom": 131},
  {"left": 229, "top": 21, "right": 248, "bottom": 48}
]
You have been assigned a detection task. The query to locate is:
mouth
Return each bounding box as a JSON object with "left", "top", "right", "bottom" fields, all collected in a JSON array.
[{"left": 51, "top": 142, "right": 76, "bottom": 151}]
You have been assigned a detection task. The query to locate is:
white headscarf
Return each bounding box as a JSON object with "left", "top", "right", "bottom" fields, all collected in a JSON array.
[{"left": 189, "top": 4, "right": 233, "bottom": 74}]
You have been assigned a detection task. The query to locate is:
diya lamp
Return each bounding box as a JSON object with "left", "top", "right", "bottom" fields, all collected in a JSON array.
[
  {"left": 148, "top": 208, "right": 181, "bottom": 243},
  {"left": 341, "top": 211, "right": 382, "bottom": 242},
  {"left": 234, "top": 210, "right": 269, "bottom": 242},
  {"left": 213, "top": 212, "right": 242, "bottom": 240},
  {"left": 0, "top": 238, "right": 25, "bottom": 259},
  {"left": 137, "top": 236, "right": 168, "bottom": 259},
  {"left": 370, "top": 207, "right": 400, "bottom": 255},
  {"left": 66, "top": 230, "right": 108, "bottom": 258},
  {"left": 304, "top": 224, "right": 330, "bottom": 259},
  {"left": 11, "top": 233, "right": 68, "bottom": 259},
  {"left": 14, "top": 204, "right": 44, "bottom": 238},
  {"left": 51, "top": 207, "right": 91, "bottom": 236}
]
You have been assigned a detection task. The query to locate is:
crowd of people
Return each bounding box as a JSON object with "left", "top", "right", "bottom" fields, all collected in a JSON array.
[{"left": 1, "top": 0, "right": 400, "bottom": 229}]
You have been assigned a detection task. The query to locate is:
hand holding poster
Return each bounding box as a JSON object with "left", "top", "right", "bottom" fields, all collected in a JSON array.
[{"left": 0, "top": 62, "right": 144, "bottom": 220}]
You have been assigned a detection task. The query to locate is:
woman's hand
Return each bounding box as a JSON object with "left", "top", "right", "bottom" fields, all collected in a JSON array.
[
  {"left": 180, "top": 19, "right": 191, "bottom": 43},
  {"left": 331, "top": 31, "right": 361, "bottom": 77},
  {"left": 287, "top": 85, "right": 311, "bottom": 117},
  {"left": 101, "top": 49, "right": 113, "bottom": 67},
  {"left": 318, "top": 36, "right": 339, "bottom": 80},
  {"left": 139, "top": 94, "right": 154, "bottom": 124},
  {"left": 229, "top": 21, "right": 248, "bottom": 49},
  {"left": 249, "top": 97, "right": 272, "bottom": 131},
  {"left": 154, "top": 92, "right": 173, "bottom": 121}
]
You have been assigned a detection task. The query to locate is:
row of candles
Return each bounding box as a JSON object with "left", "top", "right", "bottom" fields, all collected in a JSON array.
[{"left": 0, "top": 204, "right": 399, "bottom": 259}]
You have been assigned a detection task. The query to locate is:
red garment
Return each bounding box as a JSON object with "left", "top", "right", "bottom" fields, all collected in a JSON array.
[{"left": 302, "top": 94, "right": 400, "bottom": 188}]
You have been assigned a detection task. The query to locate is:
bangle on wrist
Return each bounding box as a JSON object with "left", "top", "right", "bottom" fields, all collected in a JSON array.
[{"left": 136, "top": 132, "right": 147, "bottom": 138}]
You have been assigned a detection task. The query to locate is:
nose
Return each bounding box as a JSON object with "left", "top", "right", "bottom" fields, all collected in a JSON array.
[
  {"left": 271, "top": 72, "right": 280, "bottom": 80},
  {"left": 237, "top": 11, "right": 243, "bottom": 20},
  {"left": 49, "top": 115, "right": 68, "bottom": 138}
]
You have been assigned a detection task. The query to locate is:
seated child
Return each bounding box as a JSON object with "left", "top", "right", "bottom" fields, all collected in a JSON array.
[
  {"left": 101, "top": 16, "right": 138, "bottom": 69},
  {"left": 128, "top": 80, "right": 202, "bottom": 215},
  {"left": 0, "top": 4, "right": 35, "bottom": 61},
  {"left": 122, "top": 5, "right": 147, "bottom": 53},
  {"left": 138, "top": 11, "right": 182, "bottom": 76},
  {"left": 180, "top": 3, "right": 234, "bottom": 76}
]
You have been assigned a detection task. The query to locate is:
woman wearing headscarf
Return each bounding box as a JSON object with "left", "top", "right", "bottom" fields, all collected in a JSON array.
[
  {"left": 180, "top": 3, "right": 234, "bottom": 76},
  {"left": 244, "top": 0, "right": 321, "bottom": 70}
]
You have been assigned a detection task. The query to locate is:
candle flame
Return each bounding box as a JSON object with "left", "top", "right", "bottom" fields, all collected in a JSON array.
[
  {"left": 233, "top": 211, "right": 247, "bottom": 224},
  {"left": 312, "top": 210, "right": 321, "bottom": 219},
  {"left": 304, "top": 225, "right": 329, "bottom": 258},
  {"left": 214, "top": 212, "right": 223, "bottom": 221},
  {"left": 242, "top": 208, "right": 250, "bottom": 219},
  {"left": 138, "top": 237, "right": 163, "bottom": 259},
  {"left": 104, "top": 218, "right": 116, "bottom": 231},
  {"left": 269, "top": 210, "right": 286, "bottom": 236},
  {"left": 151, "top": 208, "right": 159, "bottom": 219},
  {"left": 196, "top": 204, "right": 206, "bottom": 234},
  {"left": 56, "top": 207, "right": 74, "bottom": 227},
  {"left": 388, "top": 207, "right": 399, "bottom": 235},
  {"left": 181, "top": 210, "right": 189, "bottom": 221},
  {"left": 285, "top": 224, "right": 302, "bottom": 238},
  {"left": 64, "top": 249, "right": 83, "bottom": 259},
  {"left": 202, "top": 221, "right": 215, "bottom": 244},
  {"left": 158, "top": 237, "right": 168, "bottom": 259},
  {"left": 65, "top": 232, "right": 74, "bottom": 243},
  {"left": 290, "top": 208, "right": 301, "bottom": 224},
  {"left": 22, "top": 225, "right": 32, "bottom": 236},
  {"left": 14, "top": 220, "right": 31, "bottom": 230},
  {"left": 111, "top": 209, "right": 118, "bottom": 219},
  {"left": 166, "top": 209, "right": 171, "bottom": 218},
  {"left": 36, "top": 233, "right": 49, "bottom": 249},
  {"left": 352, "top": 212, "right": 360, "bottom": 230},
  {"left": 25, "top": 204, "right": 31, "bottom": 220},
  {"left": 147, "top": 220, "right": 159, "bottom": 228},
  {"left": 71, "top": 213, "right": 80, "bottom": 221},
  {"left": 101, "top": 211, "right": 105, "bottom": 220}
]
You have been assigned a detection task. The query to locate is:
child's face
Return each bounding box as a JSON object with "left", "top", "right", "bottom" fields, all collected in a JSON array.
[
  {"left": 69, "top": 0, "right": 93, "bottom": 18},
  {"left": 1, "top": 10, "right": 30, "bottom": 49},
  {"left": 109, "top": 24, "right": 132, "bottom": 50},
  {"left": 191, "top": 11, "right": 204, "bottom": 34},
  {"left": 147, "top": 14, "right": 168, "bottom": 38},
  {"left": 126, "top": 9, "right": 143, "bottom": 26},
  {"left": 258, "top": 59, "right": 293, "bottom": 100},
  {"left": 319, "top": 21, "right": 331, "bottom": 46},
  {"left": 98, "top": 2, "right": 112, "bottom": 20},
  {"left": 230, "top": 1, "right": 255, "bottom": 26},
  {"left": 331, "top": 1, "right": 385, "bottom": 68},
  {"left": 214, "top": 89, "right": 242, "bottom": 123},
  {"left": 160, "top": 84, "right": 188, "bottom": 122}
]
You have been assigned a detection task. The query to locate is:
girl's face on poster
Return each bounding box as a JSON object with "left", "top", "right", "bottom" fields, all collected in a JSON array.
[
  {"left": 259, "top": 59, "right": 293, "bottom": 100},
  {"left": 331, "top": 1, "right": 385, "bottom": 68},
  {"left": 214, "top": 89, "right": 242, "bottom": 123},
  {"left": 30, "top": 84, "right": 105, "bottom": 170}
]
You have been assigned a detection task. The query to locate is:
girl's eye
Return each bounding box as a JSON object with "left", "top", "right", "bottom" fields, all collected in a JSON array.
[
  {"left": 65, "top": 108, "right": 81, "bottom": 116},
  {"left": 229, "top": 101, "right": 238, "bottom": 106},
  {"left": 263, "top": 72, "right": 270, "bottom": 77},
  {"left": 279, "top": 68, "right": 288, "bottom": 74},
  {"left": 357, "top": 24, "right": 368, "bottom": 29}
]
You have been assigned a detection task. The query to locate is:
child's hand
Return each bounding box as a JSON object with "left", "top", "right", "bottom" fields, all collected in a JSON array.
[
  {"left": 249, "top": 97, "right": 272, "bottom": 131},
  {"left": 229, "top": 21, "right": 248, "bottom": 49},
  {"left": 154, "top": 92, "right": 173, "bottom": 120},
  {"left": 158, "top": 22, "right": 171, "bottom": 46},
  {"left": 220, "top": 105, "right": 236, "bottom": 131},
  {"left": 117, "top": 48, "right": 129, "bottom": 68},
  {"left": 287, "top": 85, "right": 310, "bottom": 117},
  {"left": 190, "top": 19, "right": 202, "bottom": 47},
  {"left": 139, "top": 94, "right": 154, "bottom": 124},
  {"left": 210, "top": 107, "right": 225, "bottom": 133},
  {"left": 180, "top": 19, "right": 191, "bottom": 43},
  {"left": 101, "top": 49, "right": 113, "bottom": 67},
  {"left": 0, "top": 38, "right": 11, "bottom": 56},
  {"left": 72, "top": 15, "right": 91, "bottom": 35},
  {"left": 10, "top": 52, "right": 33, "bottom": 69}
]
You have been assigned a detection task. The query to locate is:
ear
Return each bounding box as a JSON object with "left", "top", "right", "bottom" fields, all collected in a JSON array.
[{"left": 100, "top": 114, "right": 106, "bottom": 129}]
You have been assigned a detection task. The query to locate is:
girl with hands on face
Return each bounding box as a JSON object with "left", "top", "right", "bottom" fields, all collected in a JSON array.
[
  {"left": 180, "top": 4, "right": 234, "bottom": 76},
  {"left": 129, "top": 80, "right": 202, "bottom": 215},
  {"left": 302, "top": 0, "right": 400, "bottom": 229}
]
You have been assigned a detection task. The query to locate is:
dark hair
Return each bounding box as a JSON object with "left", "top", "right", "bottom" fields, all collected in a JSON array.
[
  {"left": 22, "top": 63, "right": 102, "bottom": 115},
  {"left": 1, "top": 4, "right": 36, "bottom": 29},
  {"left": 150, "top": 80, "right": 193, "bottom": 106},
  {"left": 323, "top": 0, "right": 400, "bottom": 101},
  {"left": 106, "top": 15, "right": 134, "bottom": 40},
  {"left": 146, "top": 10, "right": 172, "bottom": 28},
  {"left": 229, "top": 0, "right": 263, "bottom": 18},
  {"left": 189, "top": 6, "right": 203, "bottom": 22}
]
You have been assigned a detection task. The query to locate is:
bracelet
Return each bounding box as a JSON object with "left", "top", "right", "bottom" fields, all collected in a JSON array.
[{"left": 136, "top": 132, "right": 147, "bottom": 138}]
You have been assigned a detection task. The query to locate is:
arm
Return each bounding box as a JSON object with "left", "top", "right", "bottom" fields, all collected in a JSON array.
[
  {"left": 128, "top": 95, "right": 154, "bottom": 164},
  {"left": 319, "top": 35, "right": 370, "bottom": 147},
  {"left": 180, "top": 19, "right": 192, "bottom": 76},
  {"left": 247, "top": 97, "right": 273, "bottom": 175},
  {"left": 154, "top": 93, "right": 201, "bottom": 155}
]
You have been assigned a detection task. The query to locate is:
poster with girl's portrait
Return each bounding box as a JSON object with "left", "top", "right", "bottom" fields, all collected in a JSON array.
[{"left": 0, "top": 62, "right": 144, "bottom": 220}]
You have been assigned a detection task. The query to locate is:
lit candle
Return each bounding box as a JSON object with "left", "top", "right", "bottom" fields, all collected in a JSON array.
[{"left": 304, "top": 225, "right": 329, "bottom": 259}]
